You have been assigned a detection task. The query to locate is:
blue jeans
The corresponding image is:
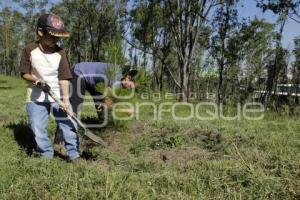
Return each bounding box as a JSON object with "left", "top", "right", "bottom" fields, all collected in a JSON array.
[{"left": 26, "top": 102, "right": 80, "bottom": 160}]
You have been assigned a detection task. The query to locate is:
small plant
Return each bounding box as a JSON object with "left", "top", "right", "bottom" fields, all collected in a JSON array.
[{"left": 150, "top": 134, "right": 187, "bottom": 150}]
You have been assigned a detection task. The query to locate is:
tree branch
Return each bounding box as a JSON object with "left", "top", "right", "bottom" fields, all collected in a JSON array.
[
  {"left": 289, "top": 14, "right": 300, "bottom": 23},
  {"left": 164, "top": 63, "right": 182, "bottom": 89},
  {"left": 122, "top": 35, "right": 153, "bottom": 55},
  {"left": 166, "top": 0, "right": 184, "bottom": 62}
]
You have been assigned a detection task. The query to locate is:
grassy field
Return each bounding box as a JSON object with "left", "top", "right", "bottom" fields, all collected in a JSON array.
[{"left": 0, "top": 75, "right": 299, "bottom": 199}]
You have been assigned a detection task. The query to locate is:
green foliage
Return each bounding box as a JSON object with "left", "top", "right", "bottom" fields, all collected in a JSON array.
[
  {"left": 0, "top": 7, "right": 24, "bottom": 75},
  {"left": 0, "top": 0, "right": 297, "bottom": 107},
  {"left": 240, "top": 18, "right": 275, "bottom": 71},
  {"left": 134, "top": 69, "right": 151, "bottom": 93},
  {"left": 50, "top": 0, "right": 126, "bottom": 63},
  {"left": 257, "top": 0, "right": 300, "bottom": 16},
  {"left": 106, "top": 63, "right": 122, "bottom": 85},
  {"left": 105, "top": 40, "right": 126, "bottom": 65}
]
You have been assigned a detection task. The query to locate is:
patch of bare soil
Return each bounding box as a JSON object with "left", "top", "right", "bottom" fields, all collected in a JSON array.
[
  {"left": 79, "top": 123, "right": 225, "bottom": 165},
  {"left": 130, "top": 123, "right": 181, "bottom": 136},
  {"left": 143, "top": 147, "right": 212, "bottom": 165},
  {"left": 184, "top": 127, "right": 222, "bottom": 142},
  {"left": 129, "top": 122, "right": 154, "bottom": 134}
]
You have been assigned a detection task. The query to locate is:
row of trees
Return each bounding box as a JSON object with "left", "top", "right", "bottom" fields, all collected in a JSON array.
[
  {"left": 0, "top": 0, "right": 299, "bottom": 107},
  {"left": 128, "top": 0, "right": 300, "bottom": 106}
]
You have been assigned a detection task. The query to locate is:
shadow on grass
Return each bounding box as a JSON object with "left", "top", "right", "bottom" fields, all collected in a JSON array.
[
  {"left": 78, "top": 116, "right": 115, "bottom": 160},
  {"left": 5, "top": 121, "right": 36, "bottom": 155},
  {"left": 80, "top": 116, "right": 102, "bottom": 130},
  {"left": 5, "top": 120, "right": 101, "bottom": 161},
  {"left": 0, "top": 86, "right": 12, "bottom": 89},
  {"left": 81, "top": 115, "right": 129, "bottom": 134},
  {"left": 80, "top": 116, "right": 115, "bottom": 131}
]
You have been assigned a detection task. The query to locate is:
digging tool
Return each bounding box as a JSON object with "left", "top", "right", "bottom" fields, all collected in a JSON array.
[{"left": 37, "top": 81, "right": 108, "bottom": 147}]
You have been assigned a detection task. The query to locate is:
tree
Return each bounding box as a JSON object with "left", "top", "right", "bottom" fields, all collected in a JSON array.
[
  {"left": 239, "top": 18, "right": 275, "bottom": 102},
  {"left": 256, "top": 0, "right": 300, "bottom": 23},
  {"left": 210, "top": 0, "right": 239, "bottom": 105},
  {"left": 0, "top": 8, "right": 23, "bottom": 75},
  {"left": 257, "top": 0, "right": 300, "bottom": 104},
  {"left": 164, "top": 0, "right": 224, "bottom": 101},
  {"left": 292, "top": 37, "right": 300, "bottom": 104},
  {"left": 13, "top": 0, "right": 50, "bottom": 44},
  {"left": 129, "top": 0, "right": 171, "bottom": 91},
  {"left": 51, "top": 0, "right": 127, "bottom": 64}
]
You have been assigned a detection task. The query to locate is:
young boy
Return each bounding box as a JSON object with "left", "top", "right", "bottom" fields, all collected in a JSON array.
[{"left": 19, "top": 13, "right": 80, "bottom": 161}]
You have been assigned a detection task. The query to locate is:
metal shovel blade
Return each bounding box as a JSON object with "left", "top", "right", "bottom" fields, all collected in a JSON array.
[
  {"left": 71, "top": 115, "right": 108, "bottom": 147},
  {"left": 83, "top": 128, "right": 108, "bottom": 147}
]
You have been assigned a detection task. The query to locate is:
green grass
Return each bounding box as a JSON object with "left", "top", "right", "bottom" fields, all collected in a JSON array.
[{"left": 0, "top": 75, "right": 299, "bottom": 199}]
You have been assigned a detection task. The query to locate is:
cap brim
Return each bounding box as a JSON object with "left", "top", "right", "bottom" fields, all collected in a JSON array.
[{"left": 46, "top": 28, "right": 70, "bottom": 37}]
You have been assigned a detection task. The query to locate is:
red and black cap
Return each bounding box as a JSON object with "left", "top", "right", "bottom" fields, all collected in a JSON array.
[{"left": 37, "top": 13, "right": 69, "bottom": 37}]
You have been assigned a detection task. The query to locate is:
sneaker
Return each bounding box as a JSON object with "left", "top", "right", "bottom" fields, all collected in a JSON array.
[{"left": 67, "top": 156, "right": 80, "bottom": 163}]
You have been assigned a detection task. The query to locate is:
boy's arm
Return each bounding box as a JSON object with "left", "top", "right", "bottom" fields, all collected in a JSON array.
[
  {"left": 21, "top": 73, "right": 37, "bottom": 83},
  {"left": 58, "top": 49, "right": 73, "bottom": 113},
  {"left": 60, "top": 80, "right": 71, "bottom": 113},
  {"left": 21, "top": 73, "right": 43, "bottom": 85},
  {"left": 19, "top": 47, "right": 38, "bottom": 84}
]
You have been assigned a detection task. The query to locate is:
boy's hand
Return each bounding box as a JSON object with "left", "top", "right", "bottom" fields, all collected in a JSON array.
[
  {"left": 117, "top": 108, "right": 135, "bottom": 117},
  {"left": 33, "top": 78, "right": 45, "bottom": 86},
  {"left": 96, "top": 104, "right": 104, "bottom": 112},
  {"left": 126, "top": 108, "right": 135, "bottom": 117},
  {"left": 35, "top": 80, "right": 51, "bottom": 92},
  {"left": 61, "top": 99, "right": 73, "bottom": 115},
  {"left": 104, "top": 97, "right": 113, "bottom": 110}
]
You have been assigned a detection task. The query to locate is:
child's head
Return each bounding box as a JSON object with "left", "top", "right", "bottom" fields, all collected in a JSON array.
[
  {"left": 36, "top": 13, "right": 69, "bottom": 47},
  {"left": 121, "top": 74, "right": 135, "bottom": 89},
  {"left": 121, "top": 69, "right": 138, "bottom": 89}
]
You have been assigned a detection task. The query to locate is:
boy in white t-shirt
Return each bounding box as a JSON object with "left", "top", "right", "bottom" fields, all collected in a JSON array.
[{"left": 19, "top": 13, "right": 79, "bottom": 161}]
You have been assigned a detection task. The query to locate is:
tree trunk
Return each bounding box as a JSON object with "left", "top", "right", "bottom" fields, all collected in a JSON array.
[
  {"left": 152, "top": 55, "right": 157, "bottom": 90},
  {"left": 179, "top": 61, "right": 189, "bottom": 101},
  {"left": 217, "top": 63, "right": 224, "bottom": 105},
  {"left": 160, "top": 63, "right": 164, "bottom": 92},
  {"left": 264, "top": 14, "right": 287, "bottom": 105},
  {"left": 143, "top": 50, "right": 147, "bottom": 70},
  {"left": 295, "top": 72, "right": 300, "bottom": 105},
  {"left": 88, "top": 23, "right": 96, "bottom": 61},
  {"left": 76, "top": 20, "right": 81, "bottom": 63}
]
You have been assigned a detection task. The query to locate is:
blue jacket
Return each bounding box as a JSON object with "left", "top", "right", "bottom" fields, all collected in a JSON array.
[{"left": 73, "top": 62, "right": 122, "bottom": 87}]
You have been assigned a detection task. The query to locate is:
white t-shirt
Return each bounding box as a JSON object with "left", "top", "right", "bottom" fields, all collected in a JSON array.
[{"left": 19, "top": 42, "right": 72, "bottom": 102}]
